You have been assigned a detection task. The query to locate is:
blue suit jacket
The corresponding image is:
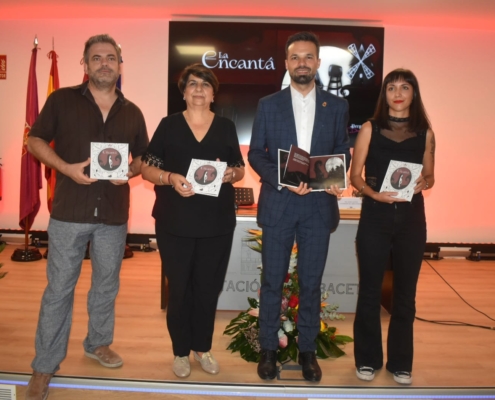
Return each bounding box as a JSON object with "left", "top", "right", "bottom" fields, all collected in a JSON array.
[{"left": 248, "top": 86, "right": 351, "bottom": 231}]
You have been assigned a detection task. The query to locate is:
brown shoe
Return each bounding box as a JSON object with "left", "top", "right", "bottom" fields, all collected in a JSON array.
[
  {"left": 84, "top": 345, "right": 123, "bottom": 368},
  {"left": 25, "top": 371, "right": 53, "bottom": 400}
]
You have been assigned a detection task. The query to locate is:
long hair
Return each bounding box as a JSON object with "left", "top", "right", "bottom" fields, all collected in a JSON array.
[{"left": 373, "top": 68, "right": 431, "bottom": 132}]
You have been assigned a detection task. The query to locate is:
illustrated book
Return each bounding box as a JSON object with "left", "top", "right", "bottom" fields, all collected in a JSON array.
[
  {"left": 185, "top": 158, "right": 227, "bottom": 197},
  {"left": 90, "top": 142, "right": 129, "bottom": 180},
  {"left": 278, "top": 145, "right": 347, "bottom": 191},
  {"left": 379, "top": 160, "right": 423, "bottom": 201}
]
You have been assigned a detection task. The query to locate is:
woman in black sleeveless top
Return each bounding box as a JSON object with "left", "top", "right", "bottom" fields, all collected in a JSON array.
[{"left": 350, "top": 69, "right": 435, "bottom": 385}]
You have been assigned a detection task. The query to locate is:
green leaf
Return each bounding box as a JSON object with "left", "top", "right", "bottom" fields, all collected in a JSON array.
[
  {"left": 334, "top": 334, "right": 354, "bottom": 344},
  {"left": 316, "top": 336, "right": 329, "bottom": 359},
  {"left": 247, "top": 297, "right": 259, "bottom": 308},
  {"left": 325, "top": 326, "right": 337, "bottom": 335},
  {"left": 287, "top": 340, "right": 298, "bottom": 362},
  {"left": 277, "top": 346, "right": 290, "bottom": 363},
  {"left": 326, "top": 341, "right": 346, "bottom": 358}
]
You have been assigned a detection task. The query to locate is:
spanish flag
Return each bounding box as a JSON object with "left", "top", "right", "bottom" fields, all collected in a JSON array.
[{"left": 45, "top": 50, "right": 59, "bottom": 213}]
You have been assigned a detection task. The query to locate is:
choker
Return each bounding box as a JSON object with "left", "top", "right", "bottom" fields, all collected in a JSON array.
[{"left": 388, "top": 115, "right": 410, "bottom": 123}]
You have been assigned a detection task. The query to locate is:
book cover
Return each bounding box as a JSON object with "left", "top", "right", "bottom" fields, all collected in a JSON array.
[
  {"left": 185, "top": 159, "right": 227, "bottom": 197},
  {"left": 379, "top": 160, "right": 423, "bottom": 201},
  {"left": 278, "top": 145, "right": 347, "bottom": 191},
  {"left": 90, "top": 142, "right": 129, "bottom": 180},
  {"left": 284, "top": 145, "right": 311, "bottom": 186}
]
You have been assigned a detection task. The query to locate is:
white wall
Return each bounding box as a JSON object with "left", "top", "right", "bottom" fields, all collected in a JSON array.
[
  {"left": 384, "top": 26, "right": 495, "bottom": 242},
  {"left": 0, "top": 19, "right": 167, "bottom": 235},
  {"left": 1, "top": 20, "right": 494, "bottom": 242}
]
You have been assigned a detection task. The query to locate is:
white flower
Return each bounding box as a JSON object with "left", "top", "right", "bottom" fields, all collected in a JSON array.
[
  {"left": 277, "top": 328, "right": 285, "bottom": 339},
  {"left": 288, "top": 255, "right": 297, "bottom": 273},
  {"left": 283, "top": 320, "right": 294, "bottom": 333}
]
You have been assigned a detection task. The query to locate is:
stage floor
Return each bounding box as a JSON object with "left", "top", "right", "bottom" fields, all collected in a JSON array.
[{"left": 1, "top": 243, "right": 494, "bottom": 398}]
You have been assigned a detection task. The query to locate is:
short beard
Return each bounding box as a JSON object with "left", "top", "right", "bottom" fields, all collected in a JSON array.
[
  {"left": 88, "top": 69, "right": 119, "bottom": 90},
  {"left": 290, "top": 71, "right": 316, "bottom": 85}
]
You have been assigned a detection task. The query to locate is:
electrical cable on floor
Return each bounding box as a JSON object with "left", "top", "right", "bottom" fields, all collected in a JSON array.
[{"left": 415, "top": 259, "right": 495, "bottom": 330}]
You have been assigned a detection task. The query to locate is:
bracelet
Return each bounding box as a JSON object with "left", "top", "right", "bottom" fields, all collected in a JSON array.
[
  {"left": 159, "top": 171, "right": 164, "bottom": 185},
  {"left": 358, "top": 184, "right": 367, "bottom": 195},
  {"left": 168, "top": 172, "right": 173, "bottom": 185}
]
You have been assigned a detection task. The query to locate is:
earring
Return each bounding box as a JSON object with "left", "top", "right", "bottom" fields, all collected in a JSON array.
[
  {"left": 183, "top": 96, "right": 185, "bottom": 100},
  {"left": 212, "top": 99, "right": 214, "bottom": 103}
]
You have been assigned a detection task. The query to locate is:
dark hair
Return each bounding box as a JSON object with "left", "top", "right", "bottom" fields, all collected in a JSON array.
[
  {"left": 178, "top": 63, "right": 219, "bottom": 95},
  {"left": 373, "top": 68, "right": 431, "bottom": 132},
  {"left": 285, "top": 32, "right": 320, "bottom": 58},
  {"left": 83, "top": 34, "right": 121, "bottom": 64}
]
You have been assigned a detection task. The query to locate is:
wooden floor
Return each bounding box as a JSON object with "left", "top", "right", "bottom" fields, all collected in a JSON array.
[{"left": 1, "top": 243, "right": 495, "bottom": 399}]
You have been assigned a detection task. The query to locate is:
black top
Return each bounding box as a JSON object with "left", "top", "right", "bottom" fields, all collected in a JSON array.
[
  {"left": 29, "top": 82, "right": 149, "bottom": 225},
  {"left": 143, "top": 112, "right": 244, "bottom": 238},
  {"left": 365, "top": 119, "right": 426, "bottom": 193}
]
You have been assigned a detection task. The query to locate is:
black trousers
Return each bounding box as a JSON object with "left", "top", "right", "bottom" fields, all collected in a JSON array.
[
  {"left": 156, "top": 225, "right": 234, "bottom": 357},
  {"left": 353, "top": 195, "right": 426, "bottom": 373}
]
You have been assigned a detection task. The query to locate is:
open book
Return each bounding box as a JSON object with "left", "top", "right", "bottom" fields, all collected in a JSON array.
[{"left": 278, "top": 145, "right": 347, "bottom": 191}]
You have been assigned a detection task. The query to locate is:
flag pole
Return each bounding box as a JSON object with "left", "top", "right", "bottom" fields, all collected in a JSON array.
[
  {"left": 11, "top": 36, "right": 42, "bottom": 262},
  {"left": 43, "top": 37, "right": 60, "bottom": 259}
]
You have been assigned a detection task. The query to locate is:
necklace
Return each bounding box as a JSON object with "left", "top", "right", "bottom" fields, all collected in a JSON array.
[{"left": 388, "top": 115, "right": 410, "bottom": 123}]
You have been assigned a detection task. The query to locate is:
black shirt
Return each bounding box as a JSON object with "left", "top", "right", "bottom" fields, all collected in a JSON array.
[
  {"left": 365, "top": 119, "right": 426, "bottom": 196},
  {"left": 29, "top": 82, "right": 149, "bottom": 225},
  {"left": 143, "top": 112, "right": 244, "bottom": 238}
]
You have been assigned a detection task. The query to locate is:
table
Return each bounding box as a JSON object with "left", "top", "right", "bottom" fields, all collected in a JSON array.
[{"left": 161, "top": 208, "right": 361, "bottom": 313}]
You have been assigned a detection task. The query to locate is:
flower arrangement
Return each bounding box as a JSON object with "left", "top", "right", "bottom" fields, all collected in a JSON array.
[{"left": 223, "top": 229, "right": 353, "bottom": 363}]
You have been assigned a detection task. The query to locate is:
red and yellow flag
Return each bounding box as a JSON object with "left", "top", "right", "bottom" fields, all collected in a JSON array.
[
  {"left": 45, "top": 50, "right": 59, "bottom": 213},
  {"left": 19, "top": 46, "right": 42, "bottom": 229}
]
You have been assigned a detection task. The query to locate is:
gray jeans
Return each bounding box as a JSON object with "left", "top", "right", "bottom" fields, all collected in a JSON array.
[{"left": 31, "top": 218, "right": 127, "bottom": 373}]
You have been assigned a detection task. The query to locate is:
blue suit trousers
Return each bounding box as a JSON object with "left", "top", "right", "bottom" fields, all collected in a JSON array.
[{"left": 259, "top": 192, "right": 331, "bottom": 353}]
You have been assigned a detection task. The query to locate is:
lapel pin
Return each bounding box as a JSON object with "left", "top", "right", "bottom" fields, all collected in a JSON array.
[{"left": 322, "top": 102, "right": 327, "bottom": 107}]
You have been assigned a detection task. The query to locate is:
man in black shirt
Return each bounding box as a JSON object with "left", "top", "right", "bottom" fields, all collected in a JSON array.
[{"left": 25, "top": 34, "right": 148, "bottom": 400}]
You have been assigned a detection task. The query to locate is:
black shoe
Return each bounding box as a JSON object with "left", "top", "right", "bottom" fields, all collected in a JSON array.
[
  {"left": 257, "top": 349, "right": 278, "bottom": 380},
  {"left": 298, "top": 351, "right": 322, "bottom": 382}
]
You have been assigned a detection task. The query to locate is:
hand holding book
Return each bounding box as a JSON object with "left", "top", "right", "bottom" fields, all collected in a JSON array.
[
  {"left": 379, "top": 160, "right": 423, "bottom": 202},
  {"left": 278, "top": 145, "right": 347, "bottom": 192}
]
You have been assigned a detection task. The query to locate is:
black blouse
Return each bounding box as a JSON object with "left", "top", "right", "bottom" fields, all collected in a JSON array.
[
  {"left": 365, "top": 119, "right": 426, "bottom": 194},
  {"left": 143, "top": 112, "right": 244, "bottom": 238}
]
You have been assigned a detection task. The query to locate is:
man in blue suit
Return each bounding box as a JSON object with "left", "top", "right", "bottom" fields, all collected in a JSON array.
[{"left": 248, "top": 32, "right": 351, "bottom": 382}]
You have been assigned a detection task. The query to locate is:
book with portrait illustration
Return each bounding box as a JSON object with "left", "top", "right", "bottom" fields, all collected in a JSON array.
[
  {"left": 379, "top": 160, "right": 423, "bottom": 201},
  {"left": 185, "top": 159, "right": 227, "bottom": 197},
  {"left": 90, "top": 142, "right": 129, "bottom": 180},
  {"left": 278, "top": 145, "right": 347, "bottom": 191}
]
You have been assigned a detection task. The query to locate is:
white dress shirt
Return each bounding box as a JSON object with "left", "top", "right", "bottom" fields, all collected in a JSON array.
[{"left": 290, "top": 84, "right": 316, "bottom": 153}]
